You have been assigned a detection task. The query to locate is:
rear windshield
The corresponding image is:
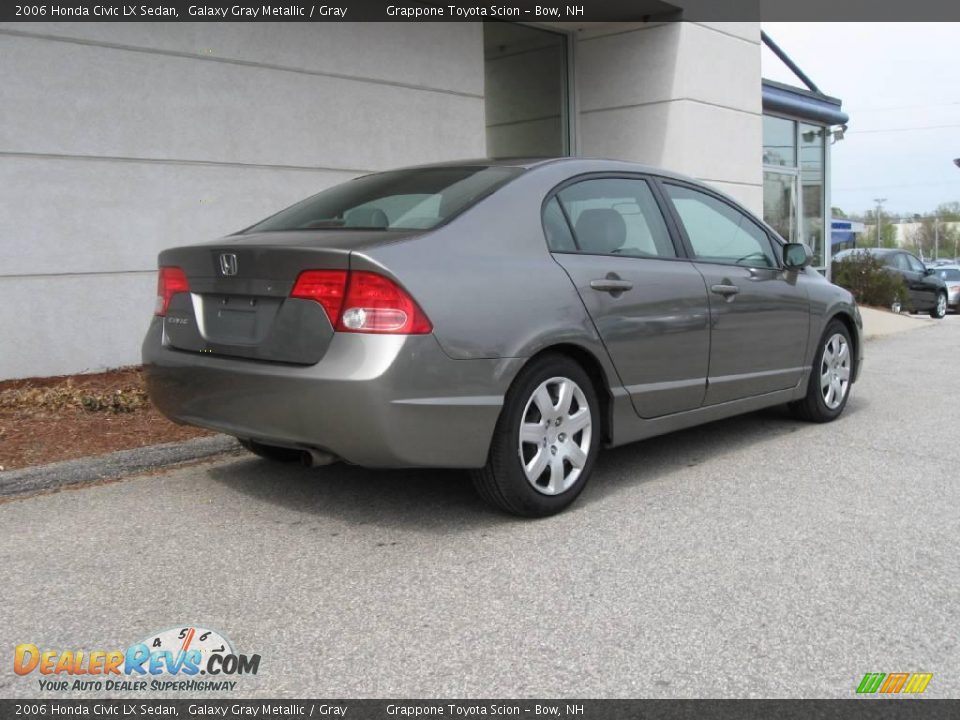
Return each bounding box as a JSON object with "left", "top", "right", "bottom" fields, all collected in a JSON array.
[
  {"left": 935, "top": 268, "right": 960, "bottom": 281},
  {"left": 245, "top": 166, "right": 524, "bottom": 233}
]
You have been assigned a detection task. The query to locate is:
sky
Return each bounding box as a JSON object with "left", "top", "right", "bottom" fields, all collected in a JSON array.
[{"left": 761, "top": 22, "right": 960, "bottom": 218}]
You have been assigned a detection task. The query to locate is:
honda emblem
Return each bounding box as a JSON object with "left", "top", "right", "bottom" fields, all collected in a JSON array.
[{"left": 219, "top": 253, "right": 238, "bottom": 276}]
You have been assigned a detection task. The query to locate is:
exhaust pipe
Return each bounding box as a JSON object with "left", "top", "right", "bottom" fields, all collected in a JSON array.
[{"left": 300, "top": 448, "right": 338, "bottom": 468}]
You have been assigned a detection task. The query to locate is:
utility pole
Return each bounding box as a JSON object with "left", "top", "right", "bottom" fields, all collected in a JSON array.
[
  {"left": 874, "top": 198, "right": 887, "bottom": 248},
  {"left": 934, "top": 216, "right": 939, "bottom": 260}
]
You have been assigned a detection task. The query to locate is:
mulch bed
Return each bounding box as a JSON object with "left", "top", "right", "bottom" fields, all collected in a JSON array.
[{"left": 0, "top": 367, "right": 212, "bottom": 471}]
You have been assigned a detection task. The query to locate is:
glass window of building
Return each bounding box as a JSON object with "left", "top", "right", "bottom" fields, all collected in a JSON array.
[
  {"left": 800, "top": 124, "right": 825, "bottom": 267},
  {"left": 763, "top": 171, "right": 796, "bottom": 245},
  {"left": 762, "top": 114, "right": 830, "bottom": 272},
  {"left": 483, "top": 23, "right": 568, "bottom": 158},
  {"left": 763, "top": 116, "right": 796, "bottom": 167}
]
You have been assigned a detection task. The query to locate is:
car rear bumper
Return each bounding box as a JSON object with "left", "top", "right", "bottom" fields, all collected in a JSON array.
[{"left": 142, "top": 319, "right": 522, "bottom": 468}]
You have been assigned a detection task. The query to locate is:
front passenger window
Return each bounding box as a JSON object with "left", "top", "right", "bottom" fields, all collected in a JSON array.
[{"left": 664, "top": 184, "right": 777, "bottom": 268}]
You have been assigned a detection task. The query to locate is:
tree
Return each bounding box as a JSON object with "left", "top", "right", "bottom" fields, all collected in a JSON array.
[
  {"left": 862, "top": 209, "right": 898, "bottom": 248},
  {"left": 905, "top": 217, "right": 960, "bottom": 260},
  {"left": 832, "top": 206, "right": 848, "bottom": 219},
  {"left": 935, "top": 202, "right": 960, "bottom": 222}
]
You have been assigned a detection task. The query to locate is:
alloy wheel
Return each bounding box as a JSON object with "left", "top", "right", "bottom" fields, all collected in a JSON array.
[
  {"left": 517, "top": 376, "right": 592, "bottom": 495},
  {"left": 820, "top": 333, "right": 851, "bottom": 410}
]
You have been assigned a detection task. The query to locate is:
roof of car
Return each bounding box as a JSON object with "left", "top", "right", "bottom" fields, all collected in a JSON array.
[{"left": 397, "top": 156, "right": 694, "bottom": 180}]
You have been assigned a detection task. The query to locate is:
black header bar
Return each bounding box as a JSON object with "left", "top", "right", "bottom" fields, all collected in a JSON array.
[
  {"left": 3, "top": 0, "right": 960, "bottom": 22},
  {"left": 0, "top": 699, "right": 957, "bottom": 720}
]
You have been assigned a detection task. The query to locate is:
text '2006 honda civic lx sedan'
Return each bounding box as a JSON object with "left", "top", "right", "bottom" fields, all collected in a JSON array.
[{"left": 143, "top": 158, "right": 863, "bottom": 517}]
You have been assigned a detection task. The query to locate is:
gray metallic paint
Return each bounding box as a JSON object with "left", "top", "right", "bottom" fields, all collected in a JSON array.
[
  {"left": 143, "top": 158, "right": 863, "bottom": 469},
  {"left": 552, "top": 253, "right": 710, "bottom": 418},
  {"left": 144, "top": 322, "right": 521, "bottom": 468}
]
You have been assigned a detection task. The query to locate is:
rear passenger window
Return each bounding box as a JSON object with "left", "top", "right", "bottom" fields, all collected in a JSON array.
[
  {"left": 555, "top": 178, "right": 676, "bottom": 258},
  {"left": 542, "top": 197, "right": 577, "bottom": 252},
  {"left": 664, "top": 184, "right": 776, "bottom": 268}
]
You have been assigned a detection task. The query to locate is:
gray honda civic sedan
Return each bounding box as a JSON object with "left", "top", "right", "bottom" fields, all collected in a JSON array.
[{"left": 143, "top": 158, "right": 863, "bottom": 516}]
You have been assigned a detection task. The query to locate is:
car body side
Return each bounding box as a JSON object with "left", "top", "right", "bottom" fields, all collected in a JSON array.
[
  {"left": 143, "top": 158, "right": 862, "bottom": 468},
  {"left": 931, "top": 264, "right": 960, "bottom": 309}
]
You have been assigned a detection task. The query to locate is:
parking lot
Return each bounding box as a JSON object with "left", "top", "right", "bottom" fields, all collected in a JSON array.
[{"left": 2, "top": 317, "right": 958, "bottom": 699}]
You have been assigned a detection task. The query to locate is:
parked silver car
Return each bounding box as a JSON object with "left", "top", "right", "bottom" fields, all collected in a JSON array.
[
  {"left": 143, "top": 159, "right": 863, "bottom": 516},
  {"left": 931, "top": 264, "right": 960, "bottom": 311}
]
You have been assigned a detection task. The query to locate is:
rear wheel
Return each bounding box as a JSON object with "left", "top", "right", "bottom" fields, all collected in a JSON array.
[
  {"left": 789, "top": 320, "right": 853, "bottom": 423},
  {"left": 471, "top": 355, "right": 601, "bottom": 517},
  {"left": 930, "top": 292, "right": 947, "bottom": 319},
  {"left": 238, "top": 439, "right": 302, "bottom": 463}
]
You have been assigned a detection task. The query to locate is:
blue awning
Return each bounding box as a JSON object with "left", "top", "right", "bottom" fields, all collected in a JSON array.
[{"left": 762, "top": 79, "right": 848, "bottom": 126}]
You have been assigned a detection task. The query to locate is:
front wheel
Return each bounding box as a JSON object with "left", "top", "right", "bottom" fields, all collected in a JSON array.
[
  {"left": 930, "top": 292, "right": 947, "bottom": 319},
  {"left": 789, "top": 320, "right": 854, "bottom": 423},
  {"left": 471, "top": 355, "right": 601, "bottom": 517}
]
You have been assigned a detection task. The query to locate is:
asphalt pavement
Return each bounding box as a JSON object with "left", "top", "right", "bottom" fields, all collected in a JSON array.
[{"left": 2, "top": 316, "right": 958, "bottom": 699}]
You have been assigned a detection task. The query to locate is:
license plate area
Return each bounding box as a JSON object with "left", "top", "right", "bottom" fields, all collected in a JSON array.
[{"left": 202, "top": 294, "right": 281, "bottom": 346}]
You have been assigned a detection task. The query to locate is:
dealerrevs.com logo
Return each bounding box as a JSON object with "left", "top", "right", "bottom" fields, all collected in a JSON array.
[{"left": 14, "top": 626, "right": 261, "bottom": 692}]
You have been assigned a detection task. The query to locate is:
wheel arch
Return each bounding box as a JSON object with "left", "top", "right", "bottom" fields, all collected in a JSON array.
[
  {"left": 827, "top": 310, "right": 861, "bottom": 383},
  {"left": 509, "top": 343, "right": 616, "bottom": 445}
]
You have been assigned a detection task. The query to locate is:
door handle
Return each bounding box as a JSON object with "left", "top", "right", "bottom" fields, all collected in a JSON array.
[
  {"left": 710, "top": 284, "right": 740, "bottom": 297},
  {"left": 590, "top": 279, "right": 634, "bottom": 293}
]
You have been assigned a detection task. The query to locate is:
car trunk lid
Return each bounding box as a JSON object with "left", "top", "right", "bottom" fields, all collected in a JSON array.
[{"left": 157, "top": 230, "right": 416, "bottom": 364}]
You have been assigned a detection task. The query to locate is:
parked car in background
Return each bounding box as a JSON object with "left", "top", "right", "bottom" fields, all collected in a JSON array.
[
  {"left": 144, "top": 158, "right": 863, "bottom": 517},
  {"left": 833, "top": 248, "right": 948, "bottom": 318},
  {"left": 931, "top": 264, "right": 960, "bottom": 311}
]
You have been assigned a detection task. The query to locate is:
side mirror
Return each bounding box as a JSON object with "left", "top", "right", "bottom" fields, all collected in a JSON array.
[
  {"left": 783, "top": 243, "right": 811, "bottom": 269},
  {"left": 924, "top": 267, "right": 935, "bottom": 276}
]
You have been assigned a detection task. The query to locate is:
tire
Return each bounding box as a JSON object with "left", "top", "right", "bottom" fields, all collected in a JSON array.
[
  {"left": 930, "top": 292, "right": 947, "bottom": 319},
  {"left": 789, "top": 319, "right": 854, "bottom": 423},
  {"left": 471, "top": 355, "right": 601, "bottom": 517},
  {"left": 238, "top": 438, "right": 303, "bottom": 463}
]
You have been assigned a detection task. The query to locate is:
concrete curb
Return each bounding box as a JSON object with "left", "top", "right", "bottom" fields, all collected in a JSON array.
[
  {"left": 0, "top": 435, "right": 241, "bottom": 498},
  {"left": 859, "top": 305, "right": 937, "bottom": 340}
]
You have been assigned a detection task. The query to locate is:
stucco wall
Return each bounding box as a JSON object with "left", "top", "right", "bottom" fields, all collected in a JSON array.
[
  {"left": 0, "top": 21, "right": 764, "bottom": 380},
  {"left": 0, "top": 22, "right": 485, "bottom": 379},
  {"left": 574, "top": 22, "right": 762, "bottom": 212}
]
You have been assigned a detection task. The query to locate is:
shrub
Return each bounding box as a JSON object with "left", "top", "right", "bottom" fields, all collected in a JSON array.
[{"left": 831, "top": 253, "right": 909, "bottom": 309}]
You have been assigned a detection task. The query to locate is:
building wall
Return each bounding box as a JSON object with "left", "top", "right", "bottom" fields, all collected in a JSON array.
[
  {"left": 0, "top": 22, "right": 485, "bottom": 379},
  {"left": 573, "top": 22, "right": 762, "bottom": 212},
  {"left": 0, "top": 21, "right": 763, "bottom": 380}
]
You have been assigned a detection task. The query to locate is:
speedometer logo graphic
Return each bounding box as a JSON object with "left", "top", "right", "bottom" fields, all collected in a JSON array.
[{"left": 136, "top": 626, "right": 234, "bottom": 672}]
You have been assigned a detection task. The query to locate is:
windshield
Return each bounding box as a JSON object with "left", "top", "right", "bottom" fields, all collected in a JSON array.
[
  {"left": 936, "top": 268, "right": 960, "bottom": 281},
  {"left": 245, "top": 166, "right": 524, "bottom": 233}
]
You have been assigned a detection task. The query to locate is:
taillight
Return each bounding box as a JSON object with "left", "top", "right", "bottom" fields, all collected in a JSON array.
[
  {"left": 290, "top": 269, "right": 432, "bottom": 334},
  {"left": 290, "top": 270, "right": 348, "bottom": 327},
  {"left": 155, "top": 267, "right": 190, "bottom": 316}
]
